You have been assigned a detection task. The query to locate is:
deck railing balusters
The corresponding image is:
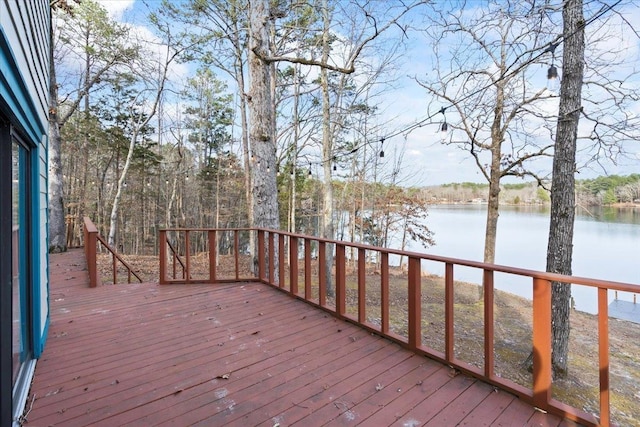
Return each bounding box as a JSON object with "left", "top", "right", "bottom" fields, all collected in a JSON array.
[{"left": 151, "top": 226, "right": 640, "bottom": 427}]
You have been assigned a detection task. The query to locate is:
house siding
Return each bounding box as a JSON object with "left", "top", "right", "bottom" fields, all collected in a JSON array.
[{"left": 0, "top": 0, "right": 50, "bottom": 424}]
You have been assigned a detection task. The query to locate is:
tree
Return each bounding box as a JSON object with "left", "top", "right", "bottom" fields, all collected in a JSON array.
[
  {"left": 418, "top": 0, "right": 558, "bottom": 263},
  {"left": 49, "top": 0, "right": 137, "bottom": 252},
  {"left": 107, "top": 14, "right": 185, "bottom": 246},
  {"left": 546, "top": 0, "right": 584, "bottom": 378}
]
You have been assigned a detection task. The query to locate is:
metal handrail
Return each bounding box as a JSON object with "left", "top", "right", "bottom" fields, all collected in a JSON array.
[{"left": 157, "top": 226, "right": 640, "bottom": 427}]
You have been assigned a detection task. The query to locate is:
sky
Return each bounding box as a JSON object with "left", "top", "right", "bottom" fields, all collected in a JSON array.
[{"left": 95, "top": 0, "right": 640, "bottom": 187}]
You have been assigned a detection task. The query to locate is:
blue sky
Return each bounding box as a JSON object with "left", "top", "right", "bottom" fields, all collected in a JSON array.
[{"left": 97, "top": 0, "right": 640, "bottom": 187}]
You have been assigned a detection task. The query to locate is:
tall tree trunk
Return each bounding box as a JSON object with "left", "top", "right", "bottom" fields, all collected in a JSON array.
[
  {"left": 248, "top": 0, "right": 279, "bottom": 271},
  {"left": 320, "top": 0, "right": 335, "bottom": 297},
  {"left": 48, "top": 46, "right": 67, "bottom": 252},
  {"left": 547, "top": 0, "right": 584, "bottom": 378},
  {"left": 289, "top": 63, "right": 301, "bottom": 233},
  {"left": 235, "top": 30, "right": 254, "bottom": 254},
  {"left": 484, "top": 83, "right": 505, "bottom": 264}
]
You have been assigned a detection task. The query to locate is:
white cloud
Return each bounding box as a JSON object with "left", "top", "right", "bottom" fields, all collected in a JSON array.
[{"left": 97, "top": 0, "right": 135, "bottom": 20}]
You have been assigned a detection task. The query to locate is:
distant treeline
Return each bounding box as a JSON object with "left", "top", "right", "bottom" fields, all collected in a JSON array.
[{"left": 425, "top": 174, "right": 640, "bottom": 206}]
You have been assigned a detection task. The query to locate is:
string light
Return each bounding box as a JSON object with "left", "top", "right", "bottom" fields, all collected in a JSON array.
[
  {"left": 379, "top": 138, "right": 385, "bottom": 158},
  {"left": 439, "top": 107, "right": 448, "bottom": 141},
  {"left": 545, "top": 42, "right": 559, "bottom": 91},
  {"left": 236, "top": 4, "right": 616, "bottom": 176}
]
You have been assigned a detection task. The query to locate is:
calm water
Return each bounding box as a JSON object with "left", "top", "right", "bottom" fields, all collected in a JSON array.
[{"left": 402, "top": 204, "right": 640, "bottom": 314}]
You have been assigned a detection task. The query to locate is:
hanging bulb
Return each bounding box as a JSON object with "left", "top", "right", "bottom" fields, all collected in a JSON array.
[
  {"left": 545, "top": 42, "right": 559, "bottom": 92},
  {"left": 547, "top": 64, "right": 559, "bottom": 92},
  {"left": 379, "top": 138, "right": 385, "bottom": 158},
  {"left": 333, "top": 163, "right": 337, "bottom": 171},
  {"left": 147, "top": 181, "right": 151, "bottom": 187},
  {"left": 379, "top": 150, "right": 384, "bottom": 158},
  {"left": 276, "top": 166, "right": 280, "bottom": 176},
  {"left": 308, "top": 163, "right": 312, "bottom": 176},
  {"left": 185, "top": 174, "right": 190, "bottom": 181},
  {"left": 165, "top": 179, "right": 169, "bottom": 185},
  {"left": 290, "top": 166, "right": 294, "bottom": 177},
  {"left": 440, "top": 122, "right": 448, "bottom": 141},
  {"left": 267, "top": 164, "right": 271, "bottom": 173}
]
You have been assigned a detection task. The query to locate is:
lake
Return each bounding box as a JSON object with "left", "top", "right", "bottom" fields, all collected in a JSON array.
[{"left": 400, "top": 204, "right": 640, "bottom": 314}]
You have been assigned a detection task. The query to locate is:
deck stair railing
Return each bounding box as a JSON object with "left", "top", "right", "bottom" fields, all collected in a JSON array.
[
  {"left": 83, "top": 217, "right": 143, "bottom": 287},
  {"left": 158, "top": 227, "right": 640, "bottom": 427}
]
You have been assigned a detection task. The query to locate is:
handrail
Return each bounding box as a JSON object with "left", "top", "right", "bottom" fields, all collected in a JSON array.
[
  {"left": 165, "top": 237, "right": 187, "bottom": 280},
  {"left": 157, "top": 226, "right": 640, "bottom": 426},
  {"left": 83, "top": 217, "right": 143, "bottom": 287}
]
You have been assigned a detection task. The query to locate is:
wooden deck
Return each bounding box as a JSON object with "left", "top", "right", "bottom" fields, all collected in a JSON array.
[{"left": 24, "top": 249, "right": 580, "bottom": 426}]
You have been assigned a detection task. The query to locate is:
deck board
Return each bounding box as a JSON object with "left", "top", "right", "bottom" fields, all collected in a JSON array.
[{"left": 24, "top": 249, "right": 580, "bottom": 426}]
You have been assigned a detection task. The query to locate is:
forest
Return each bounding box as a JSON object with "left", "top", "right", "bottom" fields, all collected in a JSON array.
[
  {"left": 425, "top": 174, "right": 640, "bottom": 205},
  {"left": 51, "top": 0, "right": 639, "bottom": 259}
]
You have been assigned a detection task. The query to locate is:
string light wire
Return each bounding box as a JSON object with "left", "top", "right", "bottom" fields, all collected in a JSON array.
[{"left": 271, "top": 0, "right": 623, "bottom": 173}]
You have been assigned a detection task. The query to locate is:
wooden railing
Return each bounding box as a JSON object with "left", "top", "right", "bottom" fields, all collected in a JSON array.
[
  {"left": 158, "top": 227, "right": 640, "bottom": 427},
  {"left": 83, "top": 217, "right": 143, "bottom": 287}
]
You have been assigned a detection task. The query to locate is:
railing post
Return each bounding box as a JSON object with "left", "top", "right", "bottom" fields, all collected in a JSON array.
[
  {"left": 234, "top": 230, "right": 240, "bottom": 280},
  {"left": 304, "top": 238, "right": 312, "bottom": 299},
  {"left": 159, "top": 230, "right": 167, "bottom": 284},
  {"left": 445, "top": 262, "right": 454, "bottom": 362},
  {"left": 532, "top": 278, "right": 552, "bottom": 409},
  {"left": 185, "top": 230, "right": 191, "bottom": 284},
  {"left": 484, "top": 269, "right": 495, "bottom": 378},
  {"left": 269, "top": 232, "right": 275, "bottom": 285},
  {"left": 257, "top": 229, "right": 265, "bottom": 281},
  {"left": 598, "top": 287, "right": 610, "bottom": 426},
  {"left": 278, "top": 233, "right": 285, "bottom": 288},
  {"left": 112, "top": 253, "right": 117, "bottom": 284},
  {"left": 83, "top": 218, "right": 99, "bottom": 288},
  {"left": 381, "top": 252, "right": 389, "bottom": 334},
  {"left": 407, "top": 256, "right": 421, "bottom": 349},
  {"left": 209, "top": 230, "right": 216, "bottom": 283},
  {"left": 336, "top": 244, "right": 346, "bottom": 316},
  {"left": 318, "top": 241, "right": 326, "bottom": 306},
  {"left": 358, "top": 248, "right": 366, "bottom": 323},
  {"left": 290, "top": 236, "right": 298, "bottom": 295}
]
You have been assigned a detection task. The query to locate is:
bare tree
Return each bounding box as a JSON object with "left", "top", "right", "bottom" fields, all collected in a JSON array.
[
  {"left": 107, "top": 19, "right": 185, "bottom": 246},
  {"left": 418, "top": 0, "right": 558, "bottom": 264},
  {"left": 48, "top": 0, "right": 137, "bottom": 251}
]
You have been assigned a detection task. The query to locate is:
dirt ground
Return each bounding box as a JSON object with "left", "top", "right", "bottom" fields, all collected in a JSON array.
[{"left": 98, "top": 253, "right": 640, "bottom": 427}]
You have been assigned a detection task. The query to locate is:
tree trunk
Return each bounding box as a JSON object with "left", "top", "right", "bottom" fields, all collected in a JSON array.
[
  {"left": 248, "top": 0, "right": 279, "bottom": 271},
  {"left": 48, "top": 27, "right": 67, "bottom": 253},
  {"left": 483, "top": 83, "right": 505, "bottom": 264},
  {"left": 547, "top": 0, "right": 584, "bottom": 378},
  {"left": 320, "top": 0, "right": 335, "bottom": 297}
]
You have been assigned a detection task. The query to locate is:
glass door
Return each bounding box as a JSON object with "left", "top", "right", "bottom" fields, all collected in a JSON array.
[{"left": 11, "top": 139, "right": 31, "bottom": 403}]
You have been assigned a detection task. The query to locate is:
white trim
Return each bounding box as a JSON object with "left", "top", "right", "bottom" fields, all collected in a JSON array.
[{"left": 12, "top": 358, "right": 36, "bottom": 427}]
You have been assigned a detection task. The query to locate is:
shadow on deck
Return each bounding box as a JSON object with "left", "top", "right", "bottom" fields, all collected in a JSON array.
[{"left": 24, "top": 249, "right": 579, "bottom": 426}]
